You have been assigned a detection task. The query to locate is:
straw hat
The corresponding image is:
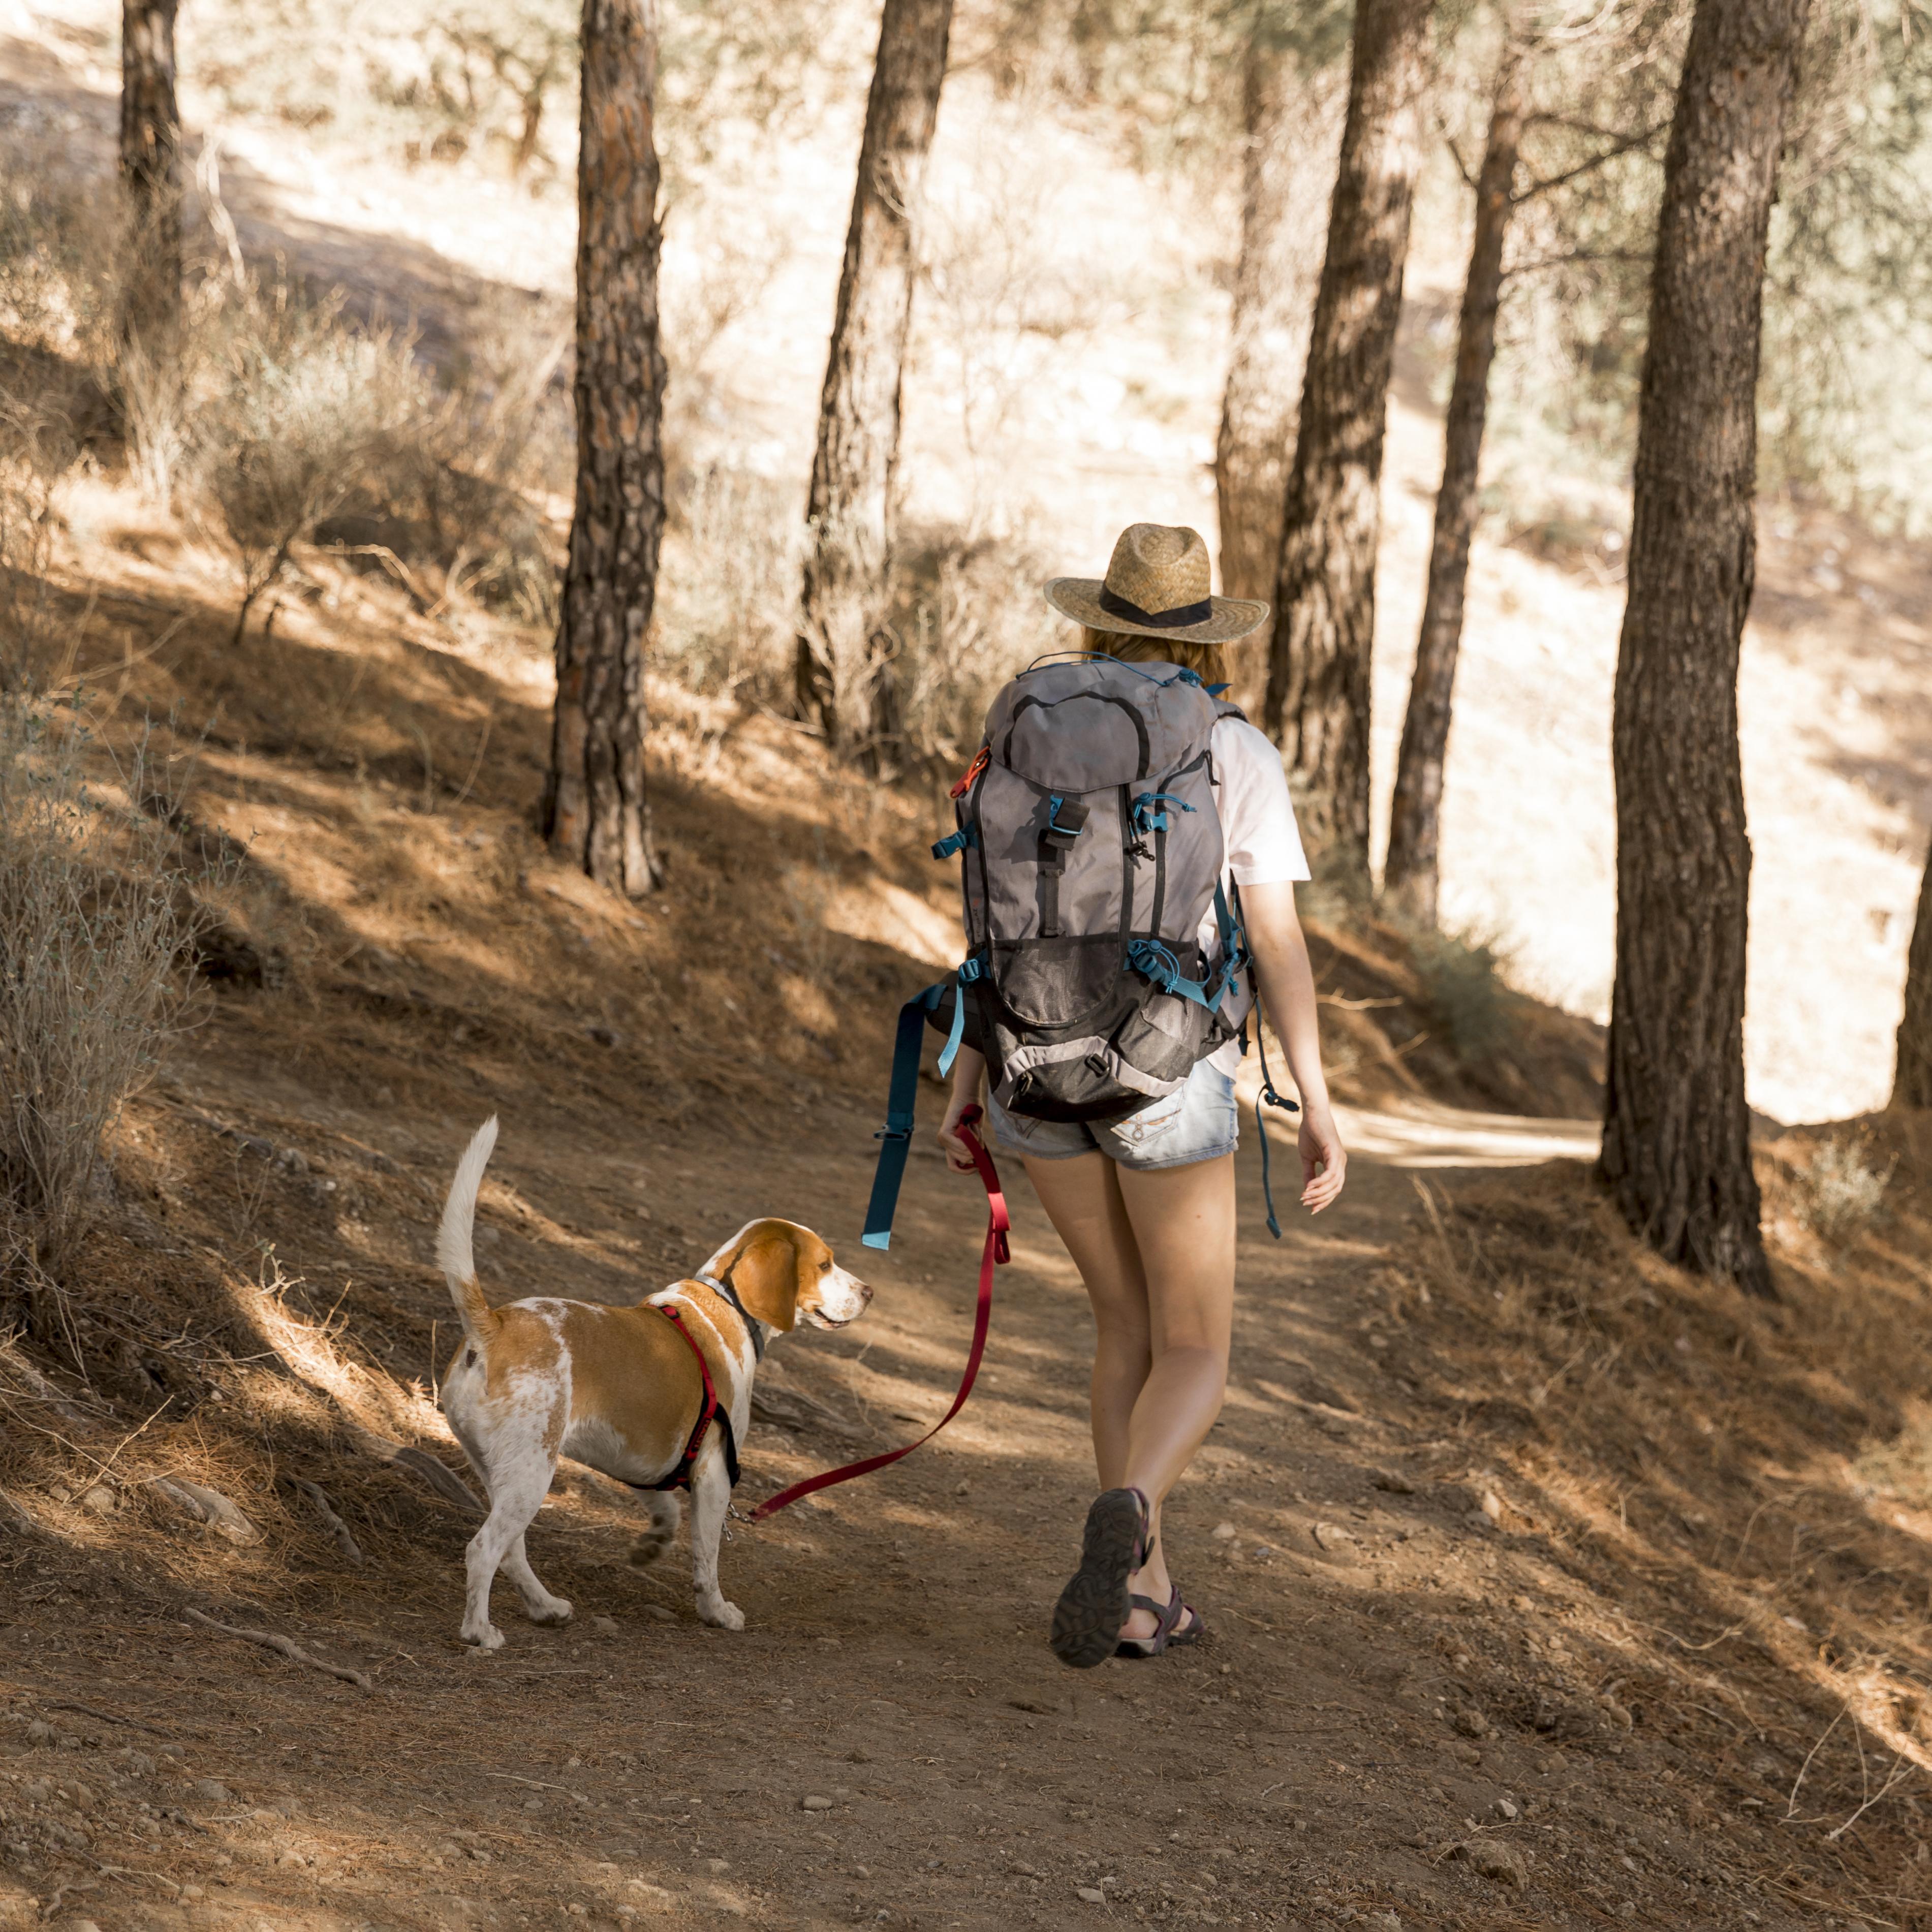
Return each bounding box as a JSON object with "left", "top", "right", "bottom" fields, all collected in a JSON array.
[{"left": 1043, "top": 523, "right": 1268, "bottom": 645}]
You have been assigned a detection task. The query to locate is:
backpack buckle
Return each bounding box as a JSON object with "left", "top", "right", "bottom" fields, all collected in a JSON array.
[{"left": 1043, "top": 794, "right": 1088, "bottom": 849}]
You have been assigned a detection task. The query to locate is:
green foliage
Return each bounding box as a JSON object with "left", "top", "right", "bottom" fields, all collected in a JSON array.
[
  {"left": 1405, "top": 921, "right": 1520, "bottom": 1060},
  {"left": 181, "top": 0, "right": 848, "bottom": 188},
  {"left": 977, "top": 0, "right": 1357, "bottom": 174},
  {"left": 1480, "top": 0, "right": 1932, "bottom": 539},
  {"left": 1759, "top": 14, "right": 1932, "bottom": 532}
]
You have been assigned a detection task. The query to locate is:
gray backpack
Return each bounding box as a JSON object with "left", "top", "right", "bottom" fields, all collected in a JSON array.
[{"left": 863, "top": 655, "right": 1291, "bottom": 1250}]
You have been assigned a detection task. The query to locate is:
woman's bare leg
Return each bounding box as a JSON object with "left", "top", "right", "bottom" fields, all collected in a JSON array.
[
  {"left": 1114, "top": 1152, "right": 1236, "bottom": 1632},
  {"left": 1021, "top": 1148, "right": 1236, "bottom": 1640},
  {"left": 1018, "top": 1151, "right": 1151, "bottom": 1491}
]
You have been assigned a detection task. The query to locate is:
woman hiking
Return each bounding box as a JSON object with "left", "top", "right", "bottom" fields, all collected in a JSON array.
[{"left": 937, "top": 523, "right": 1347, "bottom": 1666}]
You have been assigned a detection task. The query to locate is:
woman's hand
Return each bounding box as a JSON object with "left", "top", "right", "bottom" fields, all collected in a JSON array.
[
  {"left": 1298, "top": 1102, "right": 1347, "bottom": 1214},
  {"left": 937, "top": 1046, "right": 988, "bottom": 1174}
]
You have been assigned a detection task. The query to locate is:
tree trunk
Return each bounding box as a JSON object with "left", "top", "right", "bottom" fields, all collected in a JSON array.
[
  {"left": 1597, "top": 0, "right": 1811, "bottom": 1298},
  {"left": 544, "top": 0, "right": 667, "bottom": 896},
  {"left": 118, "top": 0, "right": 181, "bottom": 347},
  {"left": 1894, "top": 847, "right": 1932, "bottom": 1105},
  {"left": 1262, "top": 0, "right": 1435, "bottom": 889},
  {"left": 1383, "top": 40, "right": 1523, "bottom": 927},
  {"left": 1212, "top": 37, "right": 1344, "bottom": 710},
  {"left": 795, "top": 0, "right": 954, "bottom": 762}
]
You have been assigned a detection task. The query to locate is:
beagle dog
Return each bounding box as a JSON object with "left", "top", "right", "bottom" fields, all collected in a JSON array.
[{"left": 434, "top": 1117, "right": 872, "bottom": 1648}]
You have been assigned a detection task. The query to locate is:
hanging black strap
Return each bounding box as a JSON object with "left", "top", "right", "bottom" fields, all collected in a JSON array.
[{"left": 1229, "top": 882, "right": 1299, "bottom": 1239}]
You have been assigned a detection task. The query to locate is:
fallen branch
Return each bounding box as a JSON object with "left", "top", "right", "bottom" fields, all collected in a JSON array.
[
  {"left": 149, "top": 1477, "right": 260, "bottom": 1544},
  {"left": 750, "top": 1384, "right": 866, "bottom": 1440},
  {"left": 184, "top": 1608, "right": 372, "bottom": 1690},
  {"left": 0, "top": 1353, "right": 96, "bottom": 1425},
  {"left": 41, "top": 1698, "right": 174, "bottom": 1738},
  {"left": 288, "top": 1479, "right": 364, "bottom": 1565}
]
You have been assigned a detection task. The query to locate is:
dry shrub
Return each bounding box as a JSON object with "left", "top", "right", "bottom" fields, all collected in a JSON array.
[
  {"left": 888, "top": 525, "right": 1060, "bottom": 772},
  {"left": 0, "top": 155, "right": 196, "bottom": 503},
  {"left": 194, "top": 291, "right": 434, "bottom": 642},
  {"left": 653, "top": 484, "right": 1054, "bottom": 775},
  {"left": 0, "top": 172, "right": 115, "bottom": 372},
  {"left": 1403, "top": 920, "right": 1521, "bottom": 1061},
  {"left": 1791, "top": 1130, "right": 1896, "bottom": 1245},
  {"left": 0, "top": 393, "right": 83, "bottom": 693},
  {"left": 0, "top": 699, "right": 216, "bottom": 1339},
  {"left": 657, "top": 460, "right": 801, "bottom": 705},
  {"left": 316, "top": 289, "right": 572, "bottom": 625}
]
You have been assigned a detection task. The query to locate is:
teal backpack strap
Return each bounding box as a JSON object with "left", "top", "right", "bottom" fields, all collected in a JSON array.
[
  {"left": 863, "top": 982, "right": 945, "bottom": 1251},
  {"left": 936, "top": 957, "right": 984, "bottom": 1076},
  {"left": 862, "top": 959, "right": 985, "bottom": 1252}
]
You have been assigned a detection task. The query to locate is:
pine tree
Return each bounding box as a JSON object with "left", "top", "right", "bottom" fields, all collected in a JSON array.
[
  {"left": 544, "top": 0, "right": 668, "bottom": 894},
  {"left": 1597, "top": 0, "right": 1813, "bottom": 1296},
  {"left": 118, "top": 0, "right": 182, "bottom": 349},
  {"left": 795, "top": 0, "right": 954, "bottom": 762},
  {"left": 1213, "top": 28, "right": 1344, "bottom": 700},
  {"left": 1383, "top": 38, "right": 1523, "bottom": 926},
  {"left": 1892, "top": 850, "right": 1932, "bottom": 1105},
  {"left": 1262, "top": 0, "right": 1436, "bottom": 886}
]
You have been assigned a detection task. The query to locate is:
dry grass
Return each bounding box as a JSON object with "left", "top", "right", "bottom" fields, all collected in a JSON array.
[
  {"left": 1377, "top": 1119, "right": 1932, "bottom": 1922},
  {"left": 0, "top": 696, "right": 219, "bottom": 1345}
]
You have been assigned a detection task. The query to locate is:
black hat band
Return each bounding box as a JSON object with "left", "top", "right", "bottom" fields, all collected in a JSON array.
[{"left": 1099, "top": 586, "right": 1214, "bottom": 629}]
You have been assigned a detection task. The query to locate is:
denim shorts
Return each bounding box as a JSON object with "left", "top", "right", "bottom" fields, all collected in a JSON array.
[{"left": 985, "top": 1060, "right": 1239, "bottom": 1170}]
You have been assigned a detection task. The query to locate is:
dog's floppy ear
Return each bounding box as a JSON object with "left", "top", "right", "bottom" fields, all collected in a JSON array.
[{"left": 712, "top": 1220, "right": 807, "bottom": 1333}]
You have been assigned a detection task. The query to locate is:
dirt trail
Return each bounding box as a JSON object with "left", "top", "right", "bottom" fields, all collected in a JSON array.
[
  {"left": 1, "top": 1082, "right": 1816, "bottom": 1932},
  {"left": 1328, "top": 1098, "right": 1599, "bottom": 1171}
]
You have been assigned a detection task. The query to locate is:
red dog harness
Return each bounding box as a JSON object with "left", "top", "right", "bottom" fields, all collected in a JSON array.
[{"left": 635, "top": 1295, "right": 745, "bottom": 1492}]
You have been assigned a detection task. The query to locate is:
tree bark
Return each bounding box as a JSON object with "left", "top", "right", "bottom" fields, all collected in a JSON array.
[
  {"left": 1597, "top": 0, "right": 1811, "bottom": 1298},
  {"left": 1213, "top": 37, "right": 1344, "bottom": 709},
  {"left": 1263, "top": 0, "right": 1435, "bottom": 889},
  {"left": 544, "top": 0, "right": 667, "bottom": 896},
  {"left": 795, "top": 0, "right": 954, "bottom": 761},
  {"left": 118, "top": 0, "right": 182, "bottom": 347},
  {"left": 1383, "top": 40, "right": 1523, "bottom": 927},
  {"left": 1891, "top": 846, "right": 1932, "bottom": 1105}
]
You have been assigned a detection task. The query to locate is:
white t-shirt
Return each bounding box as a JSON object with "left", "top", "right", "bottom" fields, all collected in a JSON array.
[{"left": 1198, "top": 717, "right": 1310, "bottom": 1075}]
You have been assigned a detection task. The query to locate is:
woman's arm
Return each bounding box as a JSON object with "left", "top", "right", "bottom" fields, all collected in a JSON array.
[
  {"left": 937, "top": 1044, "right": 988, "bottom": 1174},
  {"left": 1239, "top": 879, "right": 1347, "bottom": 1213}
]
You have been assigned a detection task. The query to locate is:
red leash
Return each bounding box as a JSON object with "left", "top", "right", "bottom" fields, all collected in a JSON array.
[{"left": 751, "top": 1105, "right": 1009, "bottom": 1521}]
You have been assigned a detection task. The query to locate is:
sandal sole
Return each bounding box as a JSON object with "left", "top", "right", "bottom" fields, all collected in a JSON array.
[{"left": 1050, "top": 1489, "right": 1145, "bottom": 1670}]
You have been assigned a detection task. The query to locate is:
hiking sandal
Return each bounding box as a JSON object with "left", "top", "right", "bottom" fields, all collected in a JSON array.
[
  {"left": 1114, "top": 1584, "right": 1205, "bottom": 1660},
  {"left": 1050, "top": 1486, "right": 1151, "bottom": 1670}
]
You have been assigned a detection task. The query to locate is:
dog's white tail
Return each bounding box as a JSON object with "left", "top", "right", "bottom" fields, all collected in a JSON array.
[{"left": 438, "top": 1115, "right": 500, "bottom": 1340}]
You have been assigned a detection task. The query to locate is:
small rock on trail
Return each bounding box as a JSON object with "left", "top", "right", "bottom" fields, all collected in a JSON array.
[{"left": 1451, "top": 1837, "right": 1528, "bottom": 1887}]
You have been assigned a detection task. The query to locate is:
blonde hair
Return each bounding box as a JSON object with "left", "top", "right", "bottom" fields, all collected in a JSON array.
[{"left": 1081, "top": 626, "right": 1233, "bottom": 689}]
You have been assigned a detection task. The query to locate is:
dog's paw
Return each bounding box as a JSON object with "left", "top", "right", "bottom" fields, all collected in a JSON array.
[
  {"left": 698, "top": 1599, "right": 745, "bottom": 1632},
  {"left": 525, "top": 1597, "right": 573, "bottom": 1628},
  {"left": 461, "top": 1622, "right": 506, "bottom": 1651},
  {"left": 628, "top": 1531, "right": 672, "bottom": 1569}
]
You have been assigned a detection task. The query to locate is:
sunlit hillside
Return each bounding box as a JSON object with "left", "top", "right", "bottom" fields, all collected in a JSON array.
[{"left": 19, "top": 0, "right": 1909, "bottom": 1123}]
